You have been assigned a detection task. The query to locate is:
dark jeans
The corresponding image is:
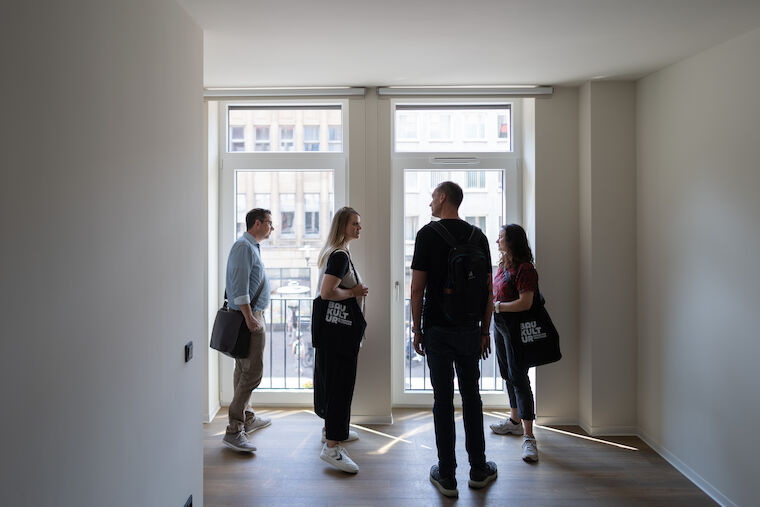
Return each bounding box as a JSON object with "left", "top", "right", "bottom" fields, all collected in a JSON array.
[
  {"left": 313, "top": 347, "right": 358, "bottom": 442},
  {"left": 494, "top": 323, "right": 535, "bottom": 420},
  {"left": 424, "top": 325, "right": 486, "bottom": 478}
]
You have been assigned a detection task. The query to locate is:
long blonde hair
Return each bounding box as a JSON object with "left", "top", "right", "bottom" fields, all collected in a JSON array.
[{"left": 317, "top": 206, "right": 360, "bottom": 268}]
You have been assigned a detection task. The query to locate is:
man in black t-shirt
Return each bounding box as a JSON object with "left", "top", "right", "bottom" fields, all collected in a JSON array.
[{"left": 410, "top": 181, "right": 498, "bottom": 498}]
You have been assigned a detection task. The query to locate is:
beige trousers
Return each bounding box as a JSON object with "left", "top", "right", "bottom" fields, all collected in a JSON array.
[{"left": 226, "top": 311, "right": 266, "bottom": 434}]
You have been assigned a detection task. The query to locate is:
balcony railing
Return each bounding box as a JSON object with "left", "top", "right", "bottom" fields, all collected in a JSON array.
[
  {"left": 403, "top": 299, "right": 504, "bottom": 392},
  {"left": 256, "top": 297, "right": 504, "bottom": 392}
]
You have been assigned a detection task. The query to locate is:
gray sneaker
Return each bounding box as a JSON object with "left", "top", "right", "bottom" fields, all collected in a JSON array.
[
  {"left": 490, "top": 417, "right": 524, "bottom": 435},
  {"left": 522, "top": 436, "right": 539, "bottom": 462},
  {"left": 244, "top": 416, "right": 271, "bottom": 434},
  {"left": 320, "top": 443, "right": 359, "bottom": 473},
  {"left": 429, "top": 465, "right": 458, "bottom": 498},
  {"left": 321, "top": 427, "right": 359, "bottom": 443},
  {"left": 469, "top": 461, "right": 498, "bottom": 488},
  {"left": 222, "top": 431, "right": 257, "bottom": 452}
]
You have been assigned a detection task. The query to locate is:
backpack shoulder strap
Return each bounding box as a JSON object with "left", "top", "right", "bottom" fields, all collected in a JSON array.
[
  {"left": 429, "top": 221, "right": 459, "bottom": 247},
  {"left": 467, "top": 225, "right": 482, "bottom": 246}
]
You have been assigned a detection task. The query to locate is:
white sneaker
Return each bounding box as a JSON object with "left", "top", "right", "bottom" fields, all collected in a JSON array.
[
  {"left": 490, "top": 418, "right": 524, "bottom": 435},
  {"left": 522, "top": 436, "right": 538, "bottom": 462},
  {"left": 321, "top": 427, "right": 359, "bottom": 443},
  {"left": 222, "top": 431, "right": 257, "bottom": 452},
  {"left": 244, "top": 416, "right": 272, "bottom": 434},
  {"left": 320, "top": 443, "right": 359, "bottom": 473}
]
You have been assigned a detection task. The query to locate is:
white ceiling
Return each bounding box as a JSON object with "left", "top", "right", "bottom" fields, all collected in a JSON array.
[{"left": 177, "top": 0, "right": 760, "bottom": 88}]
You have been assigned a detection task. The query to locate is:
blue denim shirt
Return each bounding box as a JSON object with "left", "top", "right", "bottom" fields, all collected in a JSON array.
[{"left": 225, "top": 232, "right": 270, "bottom": 312}]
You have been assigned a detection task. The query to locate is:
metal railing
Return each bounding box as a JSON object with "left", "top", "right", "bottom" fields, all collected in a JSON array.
[
  {"left": 403, "top": 298, "right": 504, "bottom": 392},
  {"left": 256, "top": 297, "right": 504, "bottom": 392}
]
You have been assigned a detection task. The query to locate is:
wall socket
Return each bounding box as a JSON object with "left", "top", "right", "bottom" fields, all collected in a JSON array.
[
  {"left": 184, "top": 341, "right": 193, "bottom": 362},
  {"left": 184, "top": 494, "right": 192, "bottom": 507}
]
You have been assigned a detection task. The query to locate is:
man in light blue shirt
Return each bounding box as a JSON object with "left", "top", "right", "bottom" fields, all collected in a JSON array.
[{"left": 222, "top": 208, "right": 274, "bottom": 452}]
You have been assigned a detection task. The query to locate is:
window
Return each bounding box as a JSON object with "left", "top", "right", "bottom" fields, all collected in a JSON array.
[
  {"left": 280, "top": 193, "right": 295, "bottom": 236},
  {"left": 464, "top": 113, "right": 486, "bottom": 140},
  {"left": 279, "top": 126, "right": 294, "bottom": 151},
  {"left": 404, "top": 216, "right": 418, "bottom": 241},
  {"left": 405, "top": 171, "right": 418, "bottom": 192},
  {"left": 466, "top": 171, "right": 486, "bottom": 189},
  {"left": 254, "top": 193, "right": 270, "bottom": 210},
  {"left": 226, "top": 105, "right": 342, "bottom": 153},
  {"left": 304, "top": 126, "right": 320, "bottom": 151},
  {"left": 497, "top": 114, "right": 509, "bottom": 139},
  {"left": 431, "top": 171, "right": 448, "bottom": 188},
  {"left": 397, "top": 113, "right": 419, "bottom": 141},
  {"left": 255, "top": 126, "right": 270, "bottom": 151},
  {"left": 304, "top": 193, "right": 320, "bottom": 237},
  {"left": 230, "top": 126, "right": 245, "bottom": 151},
  {"left": 328, "top": 125, "right": 342, "bottom": 152},
  {"left": 429, "top": 114, "right": 451, "bottom": 141},
  {"left": 465, "top": 215, "right": 486, "bottom": 231},
  {"left": 236, "top": 193, "right": 247, "bottom": 235},
  {"left": 395, "top": 105, "right": 512, "bottom": 152}
]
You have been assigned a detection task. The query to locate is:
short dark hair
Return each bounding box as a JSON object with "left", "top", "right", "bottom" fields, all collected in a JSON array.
[
  {"left": 246, "top": 208, "right": 271, "bottom": 230},
  {"left": 435, "top": 181, "right": 464, "bottom": 208}
]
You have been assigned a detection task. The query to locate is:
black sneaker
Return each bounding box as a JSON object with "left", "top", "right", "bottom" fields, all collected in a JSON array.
[
  {"left": 429, "top": 465, "right": 458, "bottom": 498},
  {"left": 468, "top": 461, "right": 498, "bottom": 488}
]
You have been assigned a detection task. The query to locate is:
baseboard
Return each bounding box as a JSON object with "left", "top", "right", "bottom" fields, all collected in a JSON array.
[
  {"left": 535, "top": 416, "right": 579, "bottom": 426},
  {"left": 637, "top": 430, "right": 736, "bottom": 507},
  {"left": 588, "top": 425, "right": 638, "bottom": 436},
  {"left": 351, "top": 414, "right": 394, "bottom": 425}
]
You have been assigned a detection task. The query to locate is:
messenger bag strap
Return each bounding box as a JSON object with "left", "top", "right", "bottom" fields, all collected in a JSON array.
[{"left": 223, "top": 278, "right": 266, "bottom": 311}]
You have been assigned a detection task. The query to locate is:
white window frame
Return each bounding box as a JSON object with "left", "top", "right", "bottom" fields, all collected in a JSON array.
[
  {"left": 389, "top": 98, "right": 522, "bottom": 407},
  {"left": 218, "top": 99, "right": 349, "bottom": 405}
]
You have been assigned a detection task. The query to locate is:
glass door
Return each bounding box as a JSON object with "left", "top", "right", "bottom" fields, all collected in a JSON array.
[
  {"left": 390, "top": 100, "right": 523, "bottom": 406},
  {"left": 219, "top": 101, "right": 347, "bottom": 405}
]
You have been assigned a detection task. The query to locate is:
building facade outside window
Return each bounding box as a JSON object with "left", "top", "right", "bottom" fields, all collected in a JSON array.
[
  {"left": 279, "top": 126, "right": 294, "bottom": 151},
  {"left": 328, "top": 125, "right": 342, "bottom": 152},
  {"left": 304, "top": 125, "right": 320, "bottom": 151},
  {"left": 304, "top": 193, "right": 320, "bottom": 237},
  {"left": 230, "top": 126, "right": 245, "bottom": 151},
  {"left": 280, "top": 193, "right": 295, "bottom": 236},
  {"left": 255, "top": 126, "right": 271, "bottom": 151}
]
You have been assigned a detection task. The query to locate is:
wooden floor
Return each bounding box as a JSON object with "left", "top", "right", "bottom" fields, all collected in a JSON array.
[{"left": 204, "top": 407, "right": 714, "bottom": 506}]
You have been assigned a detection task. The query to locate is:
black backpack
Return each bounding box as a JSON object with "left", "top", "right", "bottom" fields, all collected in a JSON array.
[{"left": 429, "top": 221, "right": 490, "bottom": 325}]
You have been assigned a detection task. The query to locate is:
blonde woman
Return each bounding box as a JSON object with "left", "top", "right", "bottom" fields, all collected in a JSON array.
[{"left": 314, "top": 207, "right": 369, "bottom": 473}]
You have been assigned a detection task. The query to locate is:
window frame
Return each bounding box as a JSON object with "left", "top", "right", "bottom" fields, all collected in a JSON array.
[
  {"left": 217, "top": 99, "right": 349, "bottom": 404},
  {"left": 389, "top": 97, "right": 523, "bottom": 407}
]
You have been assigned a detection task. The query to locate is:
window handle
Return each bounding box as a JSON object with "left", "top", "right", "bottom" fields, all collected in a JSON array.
[{"left": 395, "top": 281, "right": 400, "bottom": 301}]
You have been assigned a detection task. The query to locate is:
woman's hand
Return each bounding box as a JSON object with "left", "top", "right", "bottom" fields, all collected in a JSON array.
[{"left": 351, "top": 284, "right": 369, "bottom": 298}]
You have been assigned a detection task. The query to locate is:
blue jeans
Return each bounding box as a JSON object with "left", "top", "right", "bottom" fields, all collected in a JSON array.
[
  {"left": 424, "top": 325, "right": 486, "bottom": 478},
  {"left": 494, "top": 323, "right": 535, "bottom": 420}
]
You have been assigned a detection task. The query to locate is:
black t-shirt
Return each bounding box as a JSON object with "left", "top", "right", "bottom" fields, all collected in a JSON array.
[
  {"left": 411, "top": 219, "right": 492, "bottom": 328},
  {"left": 325, "top": 250, "right": 350, "bottom": 279}
]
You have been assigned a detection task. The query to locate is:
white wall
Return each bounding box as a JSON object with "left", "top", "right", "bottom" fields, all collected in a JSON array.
[
  {"left": 637, "top": 26, "right": 760, "bottom": 506},
  {"left": 578, "top": 81, "right": 638, "bottom": 434},
  {"left": 0, "top": 1, "right": 204, "bottom": 506},
  {"left": 532, "top": 88, "right": 581, "bottom": 424},
  {"left": 350, "top": 90, "right": 393, "bottom": 422}
]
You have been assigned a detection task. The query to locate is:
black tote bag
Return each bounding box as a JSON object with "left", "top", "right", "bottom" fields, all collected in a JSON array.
[
  {"left": 210, "top": 283, "right": 264, "bottom": 359},
  {"left": 494, "top": 289, "right": 561, "bottom": 368},
  {"left": 311, "top": 296, "right": 366, "bottom": 355}
]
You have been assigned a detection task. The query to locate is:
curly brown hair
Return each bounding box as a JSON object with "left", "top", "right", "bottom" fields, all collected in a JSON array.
[{"left": 499, "top": 223, "right": 534, "bottom": 271}]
